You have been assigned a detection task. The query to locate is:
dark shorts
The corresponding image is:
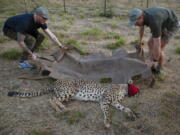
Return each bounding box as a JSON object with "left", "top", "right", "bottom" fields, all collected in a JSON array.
[{"left": 161, "top": 23, "right": 179, "bottom": 44}]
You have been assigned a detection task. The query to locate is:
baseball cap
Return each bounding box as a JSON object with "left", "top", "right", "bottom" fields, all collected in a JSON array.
[
  {"left": 35, "top": 7, "right": 49, "bottom": 19},
  {"left": 128, "top": 8, "right": 143, "bottom": 26}
]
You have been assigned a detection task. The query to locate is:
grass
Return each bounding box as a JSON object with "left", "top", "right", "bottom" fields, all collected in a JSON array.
[
  {"left": 0, "top": 48, "right": 22, "bottom": 60},
  {"left": 106, "top": 39, "right": 126, "bottom": 50},
  {"left": 130, "top": 39, "right": 139, "bottom": 45},
  {"left": 111, "top": 23, "right": 119, "bottom": 29},
  {"left": 0, "top": 35, "right": 11, "bottom": 43},
  {"left": 128, "top": 102, "right": 141, "bottom": 110},
  {"left": 39, "top": 38, "right": 51, "bottom": 50},
  {"left": 160, "top": 91, "right": 180, "bottom": 119},
  {"left": 93, "top": 18, "right": 106, "bottom": 23},
  {"left": 100, "top": 77, "right": 112, "bottom": 83},
  {"left": 56, "top": 111, "right": 85, "bottom": 125},
  {"left": 99, "top": 8, "right": 114, "bottom": 18},
  {"left": 64, "top": 39, "right": 79, "bottom": 46},
  {"left": 175, "top": 45, "right": 180, "bottom": 54},
  {"left": 57, "top": 23, "right": 71, "bottom": 31},
  {"left": 55, "top": 32, "right": 68, "bottom": 40},
  {"left": 61, "top": 14, "right": 75, "bottom": 24},
  {"left": 48, "top": 78, "right": 57, "bottom": 84},
  {"left": 106, "top": 33, "right": 122, "bottom": 40},
  {"left": 79, "top": 13, "right": 85, "bottom": 19},
  {"left": 81, "top": 27, "right": 107, "bottom": 40},
  {"left": 29, "top": 130, "right": 53, "bottom": 135},
  {"left": 156, "top": 74, "right": 166, "bottom": 82},
  {"left": 64, "top": 39, "right": 87, "bottom": 55},
  {"left": 174, "top": 34, "right": 180, "bottom": 39}
]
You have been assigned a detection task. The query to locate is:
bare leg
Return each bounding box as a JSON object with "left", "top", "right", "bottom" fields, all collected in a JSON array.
[
  {"left": 148, "top": 37, "right": 154, "bottom": 61},
  {"left": 159, "top": 39, "right": 166, "bottom": 67}
]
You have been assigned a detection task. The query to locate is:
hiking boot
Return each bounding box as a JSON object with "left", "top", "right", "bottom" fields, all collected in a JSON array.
[
  {"left": 151, "top": 64, "right": 161, "bottom": 75},
  {"left": 19, "top": 61, "right": 34, "bottom": 70}
]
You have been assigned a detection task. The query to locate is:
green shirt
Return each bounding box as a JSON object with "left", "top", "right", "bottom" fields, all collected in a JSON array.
[{"left": 143, "top": 6, "right": 178, "bottom": 38}]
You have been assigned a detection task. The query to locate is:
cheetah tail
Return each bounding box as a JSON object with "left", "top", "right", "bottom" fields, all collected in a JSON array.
[{"left": 7, "top": 87, "right": 54, "bottom": 98}]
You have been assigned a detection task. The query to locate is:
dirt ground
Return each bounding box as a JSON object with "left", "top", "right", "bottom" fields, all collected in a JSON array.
[{"left": 0, "top": 1, "right": 180, "bottom": 135}]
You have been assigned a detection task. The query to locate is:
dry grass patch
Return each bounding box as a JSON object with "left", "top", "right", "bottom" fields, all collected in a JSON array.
[
  {"left": 0, "top": 35, "right": 11, "bottom": 43},
  {"left": 81, "top": 27, "right": 107, "bottom": 40},
  {"left": 159, "top": 91, "right": 180, "bottom": 134},
  {"left": 0, "top": 48, "right": 22, "bottom": 60},
  {"left": 61, "top": 14, "right": 75, "bottom": 24},
  {"left": 56, "top": 111, "right": 85, "bottom": 125}
]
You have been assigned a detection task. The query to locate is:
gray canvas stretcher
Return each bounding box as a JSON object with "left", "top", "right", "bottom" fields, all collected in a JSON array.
[{"left": 36, "top": 48, "right": 152, "bottom": 83}]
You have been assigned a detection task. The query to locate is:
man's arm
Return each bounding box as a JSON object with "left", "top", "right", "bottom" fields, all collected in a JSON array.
[
  {"left": 139, "top": 26, "right": 144, "bottom": 44},
  {"left": 44, "top": 28, "right": 63, "bottom": 48},
  {"left": 17, "top": 32, "right": 36, "bottom": 60}
]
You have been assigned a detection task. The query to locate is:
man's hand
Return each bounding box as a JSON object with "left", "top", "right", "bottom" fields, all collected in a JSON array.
[
  {"left": 31, "top": 53, "right": 37, "bottom": 60},
  {"left": 135, "top": 41, "right": 144, "bottom": 57},
  {"left": 145, "top": 59, "right": 159, "bottom": 68}
]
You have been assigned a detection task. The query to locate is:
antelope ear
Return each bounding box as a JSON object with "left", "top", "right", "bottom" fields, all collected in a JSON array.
[{"left": 128, "top": 79, "right": 133, "bottom": 85}]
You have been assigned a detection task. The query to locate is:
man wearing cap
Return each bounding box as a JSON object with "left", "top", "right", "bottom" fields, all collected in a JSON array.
[
  {"left": 3, "top": 7, "right": 63, "bottom": 69},
  {"left": 128, "top": 6, "right": 178, "bottom": 74}
]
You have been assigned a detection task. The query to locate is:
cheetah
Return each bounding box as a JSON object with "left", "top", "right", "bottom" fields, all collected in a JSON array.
[{"left": 8, "top": 79, "right": 139, "bottom": 128}]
